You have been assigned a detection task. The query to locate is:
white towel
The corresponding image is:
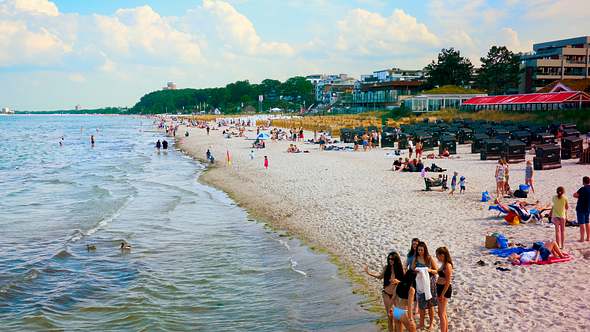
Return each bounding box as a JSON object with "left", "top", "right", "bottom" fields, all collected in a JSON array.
[{"left": 415, "top": 267, "right": 432, "bottom": 301}]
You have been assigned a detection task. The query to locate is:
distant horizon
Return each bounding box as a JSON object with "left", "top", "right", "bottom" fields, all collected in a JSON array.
[{"left": 1, "top": 0, "right": 588, "bottom": 110}]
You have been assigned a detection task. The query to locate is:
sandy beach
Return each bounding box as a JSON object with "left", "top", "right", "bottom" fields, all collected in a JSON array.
[{"left": 175, "top": 124, "right": 590, "bottom": 331}]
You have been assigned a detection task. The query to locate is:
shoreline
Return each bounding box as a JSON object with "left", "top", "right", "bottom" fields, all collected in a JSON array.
[{"left": 174, "top": 124, "right": 590, "bottom": 331}]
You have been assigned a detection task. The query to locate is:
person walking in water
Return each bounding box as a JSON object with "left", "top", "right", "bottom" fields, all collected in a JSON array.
[
  {"left": 90, "top": 135, "right": 95, "bottom": 146},
  {"left": 264, "top": 156, "right": 269, "bottom": 170},
  {"left": 156, "top": 140, "right": 161, "bottom": 150},
  {"left": 162, "top": 140, "right": 168, "bottom": 150}
]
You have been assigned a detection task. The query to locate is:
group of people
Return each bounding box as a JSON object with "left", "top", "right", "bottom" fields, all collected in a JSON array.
[
  {"left": 550, "top": 176, "right": 590, "bottom": 247},
  {"left": 392, "top": 158, "right": 424, "bottom": 173},
  {"left": 365, "top": 239, "right": 453, "bottom": 332},
  {"left": 286, "top": 144, "right": 301, "bottom": 153},
  {"left": 155, "top": 139, "right": 169, "bottom": 150},
  {"left": 494, "top": 159, "right": 516, "bottom": 198},
  {"left": 353, "top": 131, "right": 380, "bottom": 151}
]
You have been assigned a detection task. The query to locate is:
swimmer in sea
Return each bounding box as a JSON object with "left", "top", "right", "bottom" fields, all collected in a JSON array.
[{"left": 120, "top": 242, "right": 131, "bottom": 251}]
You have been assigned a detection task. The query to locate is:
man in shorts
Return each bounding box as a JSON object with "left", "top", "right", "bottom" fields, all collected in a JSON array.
[{"left": 574, "top": 176, "right": 590, "bottom": 242}]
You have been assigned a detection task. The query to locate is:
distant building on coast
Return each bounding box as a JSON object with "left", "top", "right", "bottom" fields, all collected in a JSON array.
[
  {"left": 163, "top": 82, "right": 177, "bottom": 90},
  {"left": 310, "top": 74, "right": 356, "bottom": 104},
  {"left": 75, "top": 105, "right": 82, "bottom": 111},
  {"left": 520, "top": 36, "right": 590, "bottom": 93},
  {"left": 1, "top": 107, "right": 13, "bottom": 114}
]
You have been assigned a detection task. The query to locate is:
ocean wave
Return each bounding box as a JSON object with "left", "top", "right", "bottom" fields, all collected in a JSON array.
[
  {"left": 289, "top": 257, "right": 308, "bottom": 277},
  {"left": 52, "top": 250, "right": 73, "bottom": 260}
]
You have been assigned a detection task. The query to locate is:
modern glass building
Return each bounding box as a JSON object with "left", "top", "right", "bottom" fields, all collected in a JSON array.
[{"left": 404, "top": 93, "right": 487, "bottom": 113}]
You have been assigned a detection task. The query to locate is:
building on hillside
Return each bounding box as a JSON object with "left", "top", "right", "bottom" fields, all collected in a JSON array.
[
  {"left": 461, "top": 91, "right": 590, "bottom": 111},
  {"left": 163, "top": 82, "right": 177, "bottom": 90},
  {"left": 520, "top": 36, "right": 590, "bottom": 93},
  {"left": 1, "top": 107, "right": 13, "bottom": 114},
  {"left": 369, "top": 68, "right": 424, "bottom": 82},
  {"left": 537, "top": 78, "right": 590, "bottom": 94},
  {"left": 314, "top": 74, "right": 356, "bottom": 104},
  {"left": 403, "top": 86, "right": 486, "bottom": 113},
  {"left": 351, "top": 80, "right": 425, "bottom": 110}
]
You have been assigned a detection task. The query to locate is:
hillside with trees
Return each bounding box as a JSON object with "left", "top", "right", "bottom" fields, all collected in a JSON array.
[{"left": 131, "top": 76, "right": 314, "bottom": 114}]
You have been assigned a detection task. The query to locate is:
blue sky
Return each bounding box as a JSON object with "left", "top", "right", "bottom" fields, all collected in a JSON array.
[{"left": 0, "top": 0, "right": 588, "bottom": 110}]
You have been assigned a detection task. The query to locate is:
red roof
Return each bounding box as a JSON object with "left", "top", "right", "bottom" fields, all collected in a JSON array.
[{"left": 463, "top": 91, "right": 590, "bottom": 105}]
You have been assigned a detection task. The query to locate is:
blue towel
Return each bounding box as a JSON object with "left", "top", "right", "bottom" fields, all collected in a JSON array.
[{"left": 489, "top": 247, "right": 534, "bottom": 258}]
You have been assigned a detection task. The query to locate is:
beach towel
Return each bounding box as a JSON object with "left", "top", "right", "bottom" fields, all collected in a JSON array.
[
  {"left": 512, "top": 255, "right": 572, "bottom": 266},
  {"left": 415, "top": 267, "right": 432, "bottom": 300},
  {"left": 490, "top": 247, "right": 534, "bottom": 258}
]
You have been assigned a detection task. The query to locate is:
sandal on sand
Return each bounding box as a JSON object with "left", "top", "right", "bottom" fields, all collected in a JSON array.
[
  {"left": 476, "top": 260, "right": 486, "bottom": 266},
  {"left": 496, "top": 267, "right": 511, "bottom": 272},
  {"left": 494, "top": 261, "right": 503, "bottom": 265}
]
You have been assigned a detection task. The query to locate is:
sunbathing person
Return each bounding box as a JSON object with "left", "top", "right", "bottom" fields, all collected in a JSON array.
[
  {"left": 439, "top": 147, "right": 450, "bottom": 158},
  {"left": 507, "top": 241, "right": 566, "bottom": 264}
]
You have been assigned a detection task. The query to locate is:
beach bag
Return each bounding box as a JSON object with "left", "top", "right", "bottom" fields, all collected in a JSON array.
[
  {"left": 485, "top": 235, "right": 498, "bottom": 249},
  {"left": 519, "top": 184, "right": 530, "bottom": 192},
  {"left": 481, "top": 191, "right": 491, "bottom": 202},
  {"left": 513, "top": 189, "right": 528, "bottom": 198},
  {"left": 496, "top": 234, "right": 509, "bottom": 249}
]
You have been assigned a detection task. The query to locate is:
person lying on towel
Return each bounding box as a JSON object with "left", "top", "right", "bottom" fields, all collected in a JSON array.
[{"left": 507, "top": 241, "right": 565, "bottom": 264}]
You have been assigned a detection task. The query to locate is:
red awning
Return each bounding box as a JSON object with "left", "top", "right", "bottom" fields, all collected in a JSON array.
[{"left": 463, "top": 91, "right": 590, "bottom": 105}]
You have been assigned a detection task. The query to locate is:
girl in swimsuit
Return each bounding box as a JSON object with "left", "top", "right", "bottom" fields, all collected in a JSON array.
[
  {"left": 411, "top": 241, "right": 438, "bottom": 330},
  {"left": 435, "top": 247, "right": 453, "bottom": 332},
  {"left": 495, "top": 159, "right": 505, "bottom": 198},
  {"left": 406, "top": 238, "right": 420, "bottom": 315},
  {"left": 392, "top": 270, "right": 417, "bottom": 332},
  {"left": 365, "top": 251, "right": 404, "bottom": 332}
]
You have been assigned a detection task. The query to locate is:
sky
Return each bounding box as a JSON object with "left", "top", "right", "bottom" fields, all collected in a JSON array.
[{"left": 0, "top": 0, "right": 589, "bottom": 110}]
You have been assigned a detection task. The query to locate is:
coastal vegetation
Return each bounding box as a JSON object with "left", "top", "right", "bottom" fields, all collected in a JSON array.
[{"left": 130, "top": 76, "right": 314, "bottom": 114}]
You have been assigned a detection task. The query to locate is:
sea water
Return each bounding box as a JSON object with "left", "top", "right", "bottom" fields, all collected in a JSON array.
[{"left": 0, "top": 115, "right": 377, "bottom": 331}]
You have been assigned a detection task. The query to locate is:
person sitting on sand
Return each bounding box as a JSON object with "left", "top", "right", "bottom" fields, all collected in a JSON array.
[
  {"left": 364, "top": 251, "right": 404, "bottom": 332},
  {"left": 507, "top": 241, "right": 565, "bottom": 264},
  {"left": 393, "top": 158, "right": 403, "bottom": 171},
  {"left": 439, "top": 147, "right": 450, "bottom": 158}
]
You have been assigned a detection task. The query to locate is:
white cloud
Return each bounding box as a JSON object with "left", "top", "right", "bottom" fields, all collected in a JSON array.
[
  {"left": 93, "top": 5, "right": 203, "bottom": 64},
  {"left": 2, "top": 0, "right": 59, "bottom": 16},
  {"left": 497, "top": 27, "right": 533, "bottom": 53},
  {"left": 335, "top": 8, "right": 439, "bottom": 55},
  {"left": 68, "top": 73, "right": 85, "bottom": 82},
  {"left": 201, "top": 0, "right": 294, "bottom": 56},
  {"left": 0, "top": 20, "right": 71, "bottom": 66}
]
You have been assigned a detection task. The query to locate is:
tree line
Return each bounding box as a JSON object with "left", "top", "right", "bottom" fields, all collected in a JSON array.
[
  {"left": 131, "top": 76, "right": 314, "bottom": 114},
  {"left": 424, "top": 46, "right": 521, "bottom": 95}
]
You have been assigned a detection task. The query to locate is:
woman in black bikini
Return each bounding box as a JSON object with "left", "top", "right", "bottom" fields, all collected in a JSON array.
[
  {"left": 435, "top": 247, "right": 453, "bottom": 332},
  {"left": 393, "top": 270, "right": 417, "bottom": 332},
  {"left": 364, "top": 251, "right": 404, "bottom": 332}
]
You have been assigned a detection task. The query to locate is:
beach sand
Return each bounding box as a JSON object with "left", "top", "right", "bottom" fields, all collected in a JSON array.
[{"left": 176, "top": 125, "right": 590, "bottom": 331}]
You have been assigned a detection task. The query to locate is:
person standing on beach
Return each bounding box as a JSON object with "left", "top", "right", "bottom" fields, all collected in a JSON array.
[
  {"left": 495, "top": 160, "right": 505, "bottom": 198},
  {"left": 435, "top": 247, "right": 453, "bottom": 332},
  {"left": 415, "top": 140, "right": 423, "bottom": 159},
  {"left": 524, "top": 160, "right": 534, "bottom": 193},
  {"left": 364, "top": 251, "right": 404, "bottom": 332},
  {"left": 449, "top": 172, "right": 457, "bottom": 195},
  {"left": 411, "top": 242, "right": 438, "bottom": 331},
  {"left": 551, "top": 186, "right": 569, "bottom": 249},
  {"left": 264, "top": 156, "right": 268, "bottom": 170},
  {"left": 503, "top": 161, "right": 510, "bottom": 194},
  {"left": 206, "top": 125, "right": 210, "bottom": 135},
  {"left": 162, "top": 140, "right": 168, "bottom": 150},
  {"left": 408, "top": 138, "right": 414, "bottom": 159},
  {"left": 459, "top": 176, "right": 466, "bottom": 194},
  {"left": 249, "top": 150, "right": 255, "bottom": 160},
  {"left": 573, "top": 176, "right": 590, "bottom": 242}
]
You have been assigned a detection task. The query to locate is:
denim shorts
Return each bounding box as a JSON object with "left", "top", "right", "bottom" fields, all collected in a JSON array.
[{"left": 577, "top": 211, "right": 590, "bottom": 225}]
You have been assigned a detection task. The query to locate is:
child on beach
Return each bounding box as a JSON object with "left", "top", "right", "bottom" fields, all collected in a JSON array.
[
  {"left": 459, "top": 176, "right": 466, "bottom": 194},
  {"left": 449, "top": 172, "right": 458, "bottom": 195},
  {"left": 551, "top": 186, "right": 569, "bottom": 249},
  {"left": 249, "top": 150, "right": 255, "bottom": 160},
  {"left": 264, "top": 156, "right": 269, "bottom": 170}
]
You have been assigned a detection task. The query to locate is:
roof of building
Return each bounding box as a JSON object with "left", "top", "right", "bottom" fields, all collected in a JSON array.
[
  {"left": 463, "top": 91, "right": 590, "bottom": 105},
  {"left": 421, "top": 85, "right": 485, "bottom": 95},
  {"left": 537, "top": 79, "right": 590, "bottom": 93},
  {"left": 361, "top": 80, "right": 424, "bottom": 92}
]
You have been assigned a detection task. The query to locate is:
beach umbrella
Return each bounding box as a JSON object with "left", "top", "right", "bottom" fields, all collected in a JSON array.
[{"left": 256, "top": 133, "right": 270, "bottom": 140}]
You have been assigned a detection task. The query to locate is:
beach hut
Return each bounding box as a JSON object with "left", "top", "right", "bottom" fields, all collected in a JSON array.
[
  {"left": 534, "top": 144, "right": 561, "bottom": 170},
  {"left": 561, "top": 136, "right": 583, "bottom": 159}
]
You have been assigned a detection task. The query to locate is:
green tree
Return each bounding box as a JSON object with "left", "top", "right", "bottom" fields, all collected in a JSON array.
[
  {"left": 424, "top": 48, "right": 474, "bottom": 88},
  {"left": 476, "top": 46, "right": 521, "bottom": 95},
  {"left": 280, "top": 76, "right": 313, "bottom": 104}
]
